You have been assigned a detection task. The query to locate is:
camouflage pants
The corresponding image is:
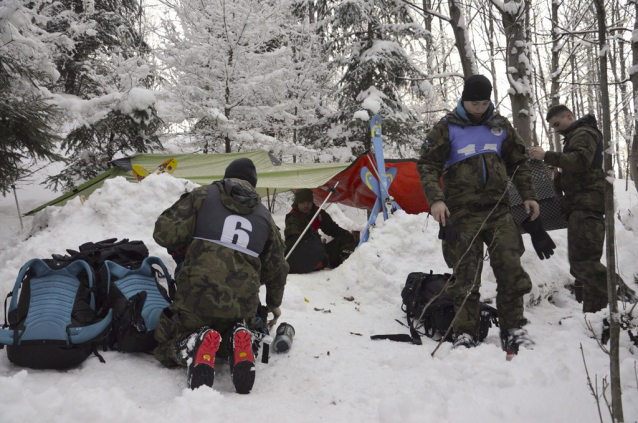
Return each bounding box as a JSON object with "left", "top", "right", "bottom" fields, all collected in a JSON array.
[
  {"left": 447, "top": 207, "right": 532, "bottom": 335},
  {"left": 567, "top": 210, "right": 624, "bottom": 313},
  {"left": 325, "top": 233, "right": 357, "bottom": 268},
  {"left": 154, "top": 307, "right": 242, "bottom": 367}
]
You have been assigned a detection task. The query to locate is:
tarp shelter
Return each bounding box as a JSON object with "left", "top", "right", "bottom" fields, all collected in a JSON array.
[{"left": 26, "top": 151, "right": 431, "bottom": 216}]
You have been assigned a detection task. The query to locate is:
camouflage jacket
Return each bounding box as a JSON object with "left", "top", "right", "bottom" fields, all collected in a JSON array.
[
  {"left": 543, "top": 114, "right": 605, "bottom": 215},
  {"left": 153, "top": 179, "right": 288, "bottom": 320},
  {"left": 417, "top": 106, "right": 536, "bottom": 214},
  {"left": 284, "top": 204, "right": 352, "bottom": 253}
]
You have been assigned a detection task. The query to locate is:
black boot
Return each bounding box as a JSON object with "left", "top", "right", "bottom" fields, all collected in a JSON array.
[
  {"left": 500, "top": 327, "right": 534, "bottom": 356},
  {"left": 452, "top": 333, "right": 478, "bottom": 349}
]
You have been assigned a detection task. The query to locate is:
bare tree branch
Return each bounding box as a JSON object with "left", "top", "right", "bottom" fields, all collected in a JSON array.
[{"left": 580, "top": 343, "right": 605, "bottom": 423}]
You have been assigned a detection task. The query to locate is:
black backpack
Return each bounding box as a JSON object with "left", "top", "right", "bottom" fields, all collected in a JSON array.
[
  {"left": 372, "top": 271, "right": 498, "bottom": 345},
  {"left": 63, "top": 238, "right": 175, "bottom": 353},
  {"left": 0, "top": 259, "right": 112, "bottom": 369},
  {"left": 403, "top": 271, "right": 499, "bottom": 342},
  {"left": 100, "top": 256, "right": 174, "bottom": 352}
]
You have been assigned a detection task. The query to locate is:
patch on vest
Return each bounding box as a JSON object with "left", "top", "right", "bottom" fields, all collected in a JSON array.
[
  {"left": 422, "top": 139, "right": 433, "bottom": 152},
  {"left": 490, "top": 127, "right": 503, "bottom": 136}
]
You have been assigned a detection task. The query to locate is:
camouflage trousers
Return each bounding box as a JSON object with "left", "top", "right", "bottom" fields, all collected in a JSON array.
[
  {"left": 154, "top": 307, "right": 243, "bottom": 367},
  {"left": 446, "top": 206, "right": 532, "bottom": 335},
  {"left": 324, "top": 233, "right": 357, "bottom": 268},
  {"left": 567, "top": 210, "right": 624, "bottom": 313}
]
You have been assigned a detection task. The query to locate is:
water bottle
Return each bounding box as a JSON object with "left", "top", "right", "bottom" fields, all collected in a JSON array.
[{"left": 273, "top": 323, "right": 295, "bottom": 353}]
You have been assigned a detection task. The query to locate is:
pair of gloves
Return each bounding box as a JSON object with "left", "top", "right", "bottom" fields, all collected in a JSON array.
[{"left": 437, "top": 215, "right": 556, "bottom": 260}]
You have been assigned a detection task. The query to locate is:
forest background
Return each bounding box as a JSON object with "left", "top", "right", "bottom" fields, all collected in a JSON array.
[{"left": 2, "top": 0, "right": 638, "bottom": 196}]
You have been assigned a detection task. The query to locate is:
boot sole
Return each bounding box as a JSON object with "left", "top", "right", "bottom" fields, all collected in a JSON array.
[
  {"left": 188, "top": 330, "right": 221, "bottom": 390},
  {"left": 232, "top": 329, "right": 255, "bottom": 394}
]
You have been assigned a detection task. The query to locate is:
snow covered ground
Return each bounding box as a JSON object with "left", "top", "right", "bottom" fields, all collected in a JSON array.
[{"left": 1, "top": 174, "right": 638, "bottom": 423}]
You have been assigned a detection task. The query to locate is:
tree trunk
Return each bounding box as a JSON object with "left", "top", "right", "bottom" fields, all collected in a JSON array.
[
  {"left": 448, "top": 0, "right": 477, "bottom": 78},
  {"left": 549, "top": 0, "right": 561, "bottom": 152},
  {"left": 630, "top": 0, "right": 638, "bottom": 192},
  {"left": 593, "top": 1, "right": 624, "bottom": 421},
  {"left": 487, "top": 9, "right": 499, "bottom": 102},
  {"left": 495, "top": 0, "right": 533, "bottom": 146}
]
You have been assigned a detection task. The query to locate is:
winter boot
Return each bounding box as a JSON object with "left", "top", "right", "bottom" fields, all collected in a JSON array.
[
  {"left": 182, "top": 328, "right": 221, "bottom": 390},
  {"left": 452, "top": 333, "right": 478, "bottom": 349},
  {"left": 500, "top": 327, "right": 534, "bottom": 357},
  {"left": 230, "top": 323, "right": 256, "bottom": 394}
]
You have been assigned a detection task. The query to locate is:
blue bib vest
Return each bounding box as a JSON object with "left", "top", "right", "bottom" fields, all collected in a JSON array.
[
  {"left": 193, "top": 184, "right": 271, "bottom": 258},
  {"left": 445, "top": 120, "right": 507, "bottom": 168}
]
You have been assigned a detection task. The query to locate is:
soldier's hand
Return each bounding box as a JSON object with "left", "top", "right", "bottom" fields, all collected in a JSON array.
[
  {"left": 430, "top": 201, "right": 450, "bottom": 226},
  {"left": 529, "top": 147, "right": 546, "bottom": 160},
  {"left": 524, "top": 200, "right": 540, "bottom": 221},
  {"left": 267, "top": 306, "right": 281, "bottom": 330}
]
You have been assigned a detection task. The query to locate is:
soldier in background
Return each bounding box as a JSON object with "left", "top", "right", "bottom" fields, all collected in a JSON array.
[
  {"left": 418, "top": 74, "right": 539, "bottom": 355},
  {"left": 284, "top": 188, "right": 357, "bottom": 273},
  {"left": 152, "top": 158, "right": 288, "bottom": 394},
  {"left": 530, "top": 105, "right": 635, "bottom": 312}
]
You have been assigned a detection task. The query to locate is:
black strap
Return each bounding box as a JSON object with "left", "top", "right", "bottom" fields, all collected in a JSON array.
[
  {"left": 3, "top": 292, "right": 12, "bottom": 328},
  {"left": 92, "top": 343, "right": 106, "bottom": 363},
  {"left": 370, "top": 334, "right": 419, "bottom": 343},
  {"left": 406, "top": 314, "right": 423, "bottom": 345},
  {"left": 262, "top": 343, "right": 269, "bottom": 364}
]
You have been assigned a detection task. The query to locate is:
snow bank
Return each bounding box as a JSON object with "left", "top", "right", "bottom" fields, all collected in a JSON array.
[{"left": 0, "top": 175, "right": 637, "bottom": 422}]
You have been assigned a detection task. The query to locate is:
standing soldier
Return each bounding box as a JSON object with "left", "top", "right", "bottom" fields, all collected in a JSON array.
[
  {"left": 153, "top": 158, "right": 289, "bottom": 393},
  {"left": 418, "top": 75, "right": 539, "bottom": 355},
  {"left": 529, "top": 105, "right": 635, "bottom": 312}
]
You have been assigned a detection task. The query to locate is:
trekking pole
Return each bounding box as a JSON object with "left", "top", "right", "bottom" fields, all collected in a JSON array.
[
  {"left": 11, "top": 184, "right": 24, "bottom": 230},
  {"left": 285, "top": 182, "right": 340, "bottom": 260}
]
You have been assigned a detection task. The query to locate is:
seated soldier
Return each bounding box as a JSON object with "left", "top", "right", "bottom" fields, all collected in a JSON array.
[{"left": 284, "top": 189, "right": 356, "bottom": 273}]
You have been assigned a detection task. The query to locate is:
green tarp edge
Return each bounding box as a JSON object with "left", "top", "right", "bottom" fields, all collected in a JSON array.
[
  {"left": 25, "top": 167, "right": 121, "bottom": 216},
  {"left": 25, "top": 152, "right": 349, "bottom": 216}
]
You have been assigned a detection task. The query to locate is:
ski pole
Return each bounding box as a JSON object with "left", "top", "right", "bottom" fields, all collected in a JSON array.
[
  {"left": 285, "top": 182, "right": 340, "bottom": 260},
  {"left": 11, "top": 184, "right": 24, "bottom": 230}
]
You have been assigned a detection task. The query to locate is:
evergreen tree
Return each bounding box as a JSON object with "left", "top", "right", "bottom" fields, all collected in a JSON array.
[
  {"left": 38, "top": 0, "right": 165, "bottom": 191},
  {"left": 303, "top": 0, "right": 431, "bottom": 157},
  {"left": 0, "top": 1, "right": 63, "bottom": 195},
  {"left": 160, "top": 0, "right": 313, "bottom": 154},
  {"left": 41, "top": 0, "right": 149, "bottom": 98},
  {"left": 45, "top": 94, "right": 165, "bottom": 191}
]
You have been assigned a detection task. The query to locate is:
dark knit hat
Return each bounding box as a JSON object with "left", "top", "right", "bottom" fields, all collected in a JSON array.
[
  {"left": 462, "top": 75, "right": 492, "bottom": 101},
  {"left": 224, "top": 158, "right": 258, "bottom": 187},
  {"left": 294, "top": 189, "right": 314, "bottom": 204}
]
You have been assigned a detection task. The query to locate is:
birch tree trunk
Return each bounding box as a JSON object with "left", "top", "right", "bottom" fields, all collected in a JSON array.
[
  {"left": 630, "top": 0, "right": 638, "bottom": 191},
  {"left": 593, "top": 1, "right": 624, "bottom": 421},
  {"left": 448, "top": 0, "right": 477, "bottom": 77},
  {"left": 492, "top": 0, "right": 533, "bottom": 146},
  {"left": 549, "top": 0, "right": 562, "bottom": 152}
]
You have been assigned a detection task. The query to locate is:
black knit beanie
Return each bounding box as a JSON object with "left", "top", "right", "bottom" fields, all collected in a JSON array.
[
  {"left": 224, "top": 158, "right": 258, "bottom": 187},
  {"left": 462, "top": 75, "right": 492, "bottom": 101},
  {"left": 294, "top": 189, "right": 314, "bottom": 205}
]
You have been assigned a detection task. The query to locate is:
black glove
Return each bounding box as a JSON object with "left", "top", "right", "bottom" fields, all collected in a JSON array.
[
  {"left": 521, "top": 216, "right": 556, "bottom": 260},
  {"left": 168, "top": 246, "right": 187, "bottom": 265},
  {"left": 438, "top": 218, "right": 460, "bottom": 243}
]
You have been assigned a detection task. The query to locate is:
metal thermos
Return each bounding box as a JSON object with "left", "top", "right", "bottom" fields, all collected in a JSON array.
[{"left": 273, "top": 323, "right": 295, "bottom": 353}]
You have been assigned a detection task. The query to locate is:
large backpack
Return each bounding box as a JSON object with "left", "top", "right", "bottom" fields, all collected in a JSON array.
[
  {"left": 0, "top": 259, "right": 113, "bottom": 369},
  {"left": 101, "top": 256, "right": 174, "bottom": 352},
  {"left": 371, "top": 271, "right": 498, "bottom": 344},
  {"left": 401, "top": 271, "right": 499, "bottom": 343},
  {"left": 0, "top": 238, "right": 175, "bottom": 369},
  {"left": 62, "top": 238, "right": 174, "bottom": 353}
]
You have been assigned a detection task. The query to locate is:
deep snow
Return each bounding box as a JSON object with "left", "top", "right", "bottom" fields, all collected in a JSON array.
[{"left": 0, "top": 173, "right": 637, "bottom": 423}]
